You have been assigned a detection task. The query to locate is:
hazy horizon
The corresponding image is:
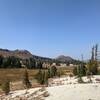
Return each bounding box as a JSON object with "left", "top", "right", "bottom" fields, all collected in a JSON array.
[{"left": 0, "top": 0, "right": 100, "bottom": 60}]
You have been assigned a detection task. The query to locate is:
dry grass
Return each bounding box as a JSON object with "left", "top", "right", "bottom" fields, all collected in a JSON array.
[
  {"left": 0, "top": 68, "right": 39, "bottom": 84},
  {"left": 57, "top": 66, "right": 74, "bottom": 75},
  {"left": 0, "top": 68, "right": 44, "bottom": 91},
  {"left": 0, "top": 67, "right": 73, "bottom": 83},
  {"left": 0, "top": 67, "right": 73, "bottom": 91}
]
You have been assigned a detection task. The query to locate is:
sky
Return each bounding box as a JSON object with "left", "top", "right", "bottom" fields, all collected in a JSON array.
[{"left": 0, "top": 0, "right": 100, "bottom": 60}]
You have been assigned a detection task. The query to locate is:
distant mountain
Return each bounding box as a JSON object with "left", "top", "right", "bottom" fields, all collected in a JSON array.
[
  {"left": 0, "top": 49, "right": 79, "bottom": 62},
  {"left": 0, "top": 49, "right": 33, "bottom": 59},
  {"left": 0, "top": 49, "right": 81, "bottom": 69},
  {"left": 0, "top": 49, "right": 54, "bottom": 69},
  {"left": 0, "top": 48, "right": 53, "bottom": 62},
  {"left": 56, "top": 55, "right": 75, "bottom": 63}
]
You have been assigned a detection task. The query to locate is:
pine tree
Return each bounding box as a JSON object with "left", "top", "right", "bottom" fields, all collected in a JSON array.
[
  {"left": 91, "top": 46, "right": 95, "bottom": 61},
  {"left": 95, "top": 44, "right": 98, "bottom": 61},
  {"left": 87, "top": 60, "right": 98, "bottom": 75},
  {"left": 73, "top": 66, "right": 78, "bottom": 76},
  {"left": 78, "top": 74, "right": 84, "bottom": 83},
  {"left": 36, "top": 69, "right": 42, "bottom": 84},
  {"left": 48, "top": 68, "right": 51, "bottom": 78},
  {"left": 50, "top": 66, "right": 57, "bottom": 77},
  {"left": 2, "top": 80, "right": 10, "bottom": 95},
  {"left": 36, "top": 70, "right": 49, "bottom": 85},
  {"left": 44, "top": 70, "right": 49, "bottom": 85},
  {"left": 22, "top": 68, "right": 31, "bottom": 89},
  {"left": 0, "top": 55, "right": 3, "bottom": 67}
]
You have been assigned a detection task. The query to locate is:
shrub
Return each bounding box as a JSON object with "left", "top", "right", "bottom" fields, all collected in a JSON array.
[
  {"left": 43, "top": 91, "right": 49, "bottom": 97},
  {"left": 2, "top": 80, "right": 10, "bottom": 95},
  {"left": 87, "top": 60, "right": 98, "bottom": 75},
  {"left": 73, "top": 67, "right": 78, "bottom": 76},
  {"left": 36, "top": 70, "right": 48, "bottom": 85},
  {"left": 22, "top": 68, "right": 31, "bottom": 89},
  {"left": 48, "top": 66, "right": 57, "bottom": 78},
  {"left": 78, "top": 76, "right": 84, "bottom": 83}
]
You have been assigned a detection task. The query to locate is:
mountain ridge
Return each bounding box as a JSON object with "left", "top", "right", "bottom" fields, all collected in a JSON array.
[
  {"left": 0, "top": 48, "right": 79, "bottom": 64},
  {"left": 55, "top": 55, "right": 74, "bottom": 62},
  {"left": 0, "top": 49, "right": 74, "bottom": 60}
]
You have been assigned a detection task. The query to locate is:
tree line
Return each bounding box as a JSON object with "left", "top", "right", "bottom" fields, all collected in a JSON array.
[
  {"left": 1, "top": 66, "right": 58, "bottom": 95},
  {"left": 73, "top": 44, "right": 99, "bottom": 83},
  {"left": 0, "top": 55, "right": 47, "bottom": 69},
  {"left": 0, "top": 55, "right": 81, "bottom": 69}
]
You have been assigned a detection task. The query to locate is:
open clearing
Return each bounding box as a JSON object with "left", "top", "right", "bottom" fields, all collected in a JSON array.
[
  {"left": 46, "top": 84, "right": 100, "bottom": 100},
  {"left": 1, "top": 75, "right": 100, "bottom": 100},
  {"left": 0, "top": 68, "right": 39, "bottom": 83},
  {"left": 1, "top": 83, "right": 100, "bottom": 100},
  {"left": 0, "top": 67, "right": 70, "bottom": 83}
]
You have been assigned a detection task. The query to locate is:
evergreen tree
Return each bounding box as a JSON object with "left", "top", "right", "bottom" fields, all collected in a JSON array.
[
  {"left": 95, "top": 44, "right": 98, "bottom": 61},
  {"left": 91, "top": 46, "right": 95, "bottom": 61},
  {"left": 25, "top": 59, "right": 30, "bottom": 68},
  {"left": 80, "top": 64, "right": 86, "bottom": 76},
  {"left": 50, "top": 66, "right": 57, "bottom": 77},
  {"left": 16, "top": 59, "right": 21, "bottom": 68},
  {"left": 87, "top": 44, "right": 98, "bottom": 75},
  {"left": 78, "top": 75, "right": 84, "bottom": 83},
  {"left": 38, "top": 61, "right": 43, "bottom": 69},
  {"left": 73, "top": 66, "right": 78, "bottom": 76},
  {"left": 77, "top": 65, "right": 84, "bottom": 83},
  {"left": 36, "top": 70, "right": 49, "bottom": 85},
  {"left": 3, "top": 57, "right": 11, "bottom": 68},
  {"left": 87, "top": 60, "right": 98, "bottom": 75},
  {"left": 22, "top": 68, "right": 31, "bottom": 89},
  {"left": 28, "top": 58, "right": 36, "bottom": 69},
  {"left": 76, "top": 64, "right": 86, "bottom": 77},
  {"left": 2, "top": 80, "right": 10, "bottom": 95},
  {"left": 48, "top": 68, "right": 51, "bottom": 78},
  {"left": 47, "top": 66, "right": 57, "bottom": 78},
  {"left": 36, "top": 69, "right": 43, "bottom": 84},
  {"left": 44, "top": 70, "right": 49, "bottom": 85},
  {"left": 35, "top": 60, "right": 43, "bottom": 69},
  {"left": 0, "top": 55, "right": 3, "bottom": 67}
]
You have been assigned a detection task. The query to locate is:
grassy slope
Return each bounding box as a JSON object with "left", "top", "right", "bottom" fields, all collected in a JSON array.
[{"left": 0, "top": 68, "right": 39, "bottom": 83}]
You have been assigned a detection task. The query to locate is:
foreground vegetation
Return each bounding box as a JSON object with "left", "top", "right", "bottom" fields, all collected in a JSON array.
[
  {"left": 0, "top": 44, "right": 99, "bottom": 95},
  {"left": 0, "top": 68, "right": 39, "bottom": 84}
]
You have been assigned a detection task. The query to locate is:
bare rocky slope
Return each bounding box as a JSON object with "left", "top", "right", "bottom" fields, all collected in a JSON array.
[
  {"left": 56, "top": 55, "right": 74, "bottom": 62},
  {"left": 0, "top": 49, "right": 80, "bottom": 65},
  {"left": 0, "top": 49, "right": 33, "bottom": 59},
  {"left": 0, "top": 48, "right": 52, "bottom": 60}
]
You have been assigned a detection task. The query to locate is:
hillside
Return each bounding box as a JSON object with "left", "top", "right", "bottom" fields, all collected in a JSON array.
[
  {"left": 0, "top": 49, "right": 80, "bottom": 69},
  {"left": 0, "top": 49, "right": 33, "bottom": 59},
  {"left": 1, "top": 75, "right": 100, "bottom": 100},
  {"left": 56, "top": 55, "right": 74, "bottom": 62},
  {"left": 0, "top": 48, "right": 53, "bottom": 61},
  {"left": 0, "top": 49, "right": 78, "bottom": 63},
  {"left": 0, "top": 49, "right": 54, "bottom": 68}
]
